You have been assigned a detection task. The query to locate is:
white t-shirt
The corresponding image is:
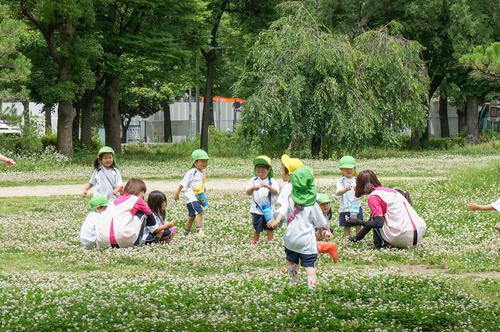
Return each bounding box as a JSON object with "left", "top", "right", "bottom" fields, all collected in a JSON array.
[
  {"left": 245, "top": 177, "right": 280, "bottom": 215},
  {"left": 282, "top": 198, "right": 327, "bottom": 254},
  {"left": 180, "top": 168, "right": 205, "bottom": 203},
  {"left": 89, "top": 167, "right": 122, "bottom": 201},
  {"left": 276, "top": 182, "right": 292, "bottom": 216},
  {"left": 491, "top": 198, "right": 500, "bottom": 212},
  {"left": 80, "top": 211, "right": 102, "bottom": 247},
  {"left": 335, "top": 176, "right": 360, "bottom": 213}
]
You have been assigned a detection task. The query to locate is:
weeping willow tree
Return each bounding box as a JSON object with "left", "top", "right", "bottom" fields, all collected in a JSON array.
[{"left": 235, "top": 2, "right": 429, "bottom": 157}]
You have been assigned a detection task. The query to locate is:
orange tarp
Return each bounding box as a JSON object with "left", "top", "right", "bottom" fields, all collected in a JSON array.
[{"left": 201, "top": 96, "right": 246, "bottom": 103}]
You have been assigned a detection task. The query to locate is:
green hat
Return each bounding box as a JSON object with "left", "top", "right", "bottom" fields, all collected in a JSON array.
[
  {"left": 291, "top": 166, "right": 317, "bottom": 206},
  {"left": 98, "top": 146, "right": 115, "bottom": 157},
  {"left": 89, "top": 195, "right": 109, "bottom": 211},
  {"left": 253, "top": 155, "right": 274, "bottom": 178},
  {"left": 339, "top": 155, "right": 356, "bottom": 169},
  {"left": 316, "top": 193, "right": 333, "bottom": 204},
  {"left": 191, "top": 149, "right": 209, "bottom": 165}
]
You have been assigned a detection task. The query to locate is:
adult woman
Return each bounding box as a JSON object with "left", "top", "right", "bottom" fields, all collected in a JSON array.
[
  {"left": 0, "top": 153, "right": 16, "bottom": 167},
  {"left": 345, "top": 170, "right": 426, "bottom": 249}
]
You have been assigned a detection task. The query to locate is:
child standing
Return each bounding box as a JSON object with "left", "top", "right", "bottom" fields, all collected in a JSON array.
[
  {"left": 80, "top": 195, "right": 109, "bottom": 248},
  {"left": 335, "top": 156, "right": 363, "bottom": 238},
  {"left": 268, "top": 166, "right": 327, "bottom": 290},
  {"left": 82, "top": 146, "right": 123, "bottom": 201},
  {"left": 272, "top": 154, "right": 304, "bottom": 224},
  {"left": 174, "top": 149, "right": 209, "bottom": 237},
  {"left": 315, "top": 193, "right": 338, "bottom": 263},
  {"left": 245, "top": 156, "right": 280, "bottom": 245},
  {"left": 144, "top": 190, "right": 177, "bottom": 244}
]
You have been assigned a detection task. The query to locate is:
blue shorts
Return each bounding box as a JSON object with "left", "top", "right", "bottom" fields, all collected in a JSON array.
[
  {"left": 187, "top": 201, "right": 204, "bottom": 217},
  {"left": 285, "top": 248, "right": 318, "bottom": 268},
  {"left": 252, "top": 213, "right": 272, "bottom": 233},
  {"left": 339, "top": 207, "right": 364, "bottom": 227},
  {"left": 145, "top": 229, "right": 172, "bottom": 244}
]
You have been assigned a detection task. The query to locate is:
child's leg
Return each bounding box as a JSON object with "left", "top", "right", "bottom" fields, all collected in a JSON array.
[
  {"left": 355, "top": 225, "right": 361, "bottom": 233},
  {"left": 194, "top": 212, "right": 203, "bottom": 229},
  {"left": 252, "top": 231, "right": 260, "bottom": 244},
  {"left": 286, "top": 260, "right": 299, "bottom": 283},
  {"left": 304, "top": 267, "right": 317, "bottom": 290},
  {"left": 184, "top": 216, "right": 195, "bottom": 235},
  {"left": 266, "top": 230, "right": 273, "bottom": 242},
  {"left": 343, "top": 226, "right": 351, "bottom": 237}
]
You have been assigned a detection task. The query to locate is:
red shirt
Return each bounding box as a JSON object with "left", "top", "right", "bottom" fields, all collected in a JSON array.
[
  {"left": 114, "top": 194, "right": 152, "bottom": 216},
  {"left": 367, "top": 187, "right": 396, "bottom": 217}
]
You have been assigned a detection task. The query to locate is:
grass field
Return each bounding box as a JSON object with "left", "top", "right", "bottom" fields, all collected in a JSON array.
[{"left": 0, "top": 153, "right": 498, "bottom": 330}]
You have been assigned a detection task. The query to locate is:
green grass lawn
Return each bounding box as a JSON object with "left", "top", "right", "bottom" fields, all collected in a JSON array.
[{"left": 0, "top": 156, "right": 498, "bottom": 330}]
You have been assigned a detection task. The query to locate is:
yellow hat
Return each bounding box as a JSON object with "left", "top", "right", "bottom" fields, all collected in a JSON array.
[{"left": 281, "top": 154, "right": 304, "bottom": 174}]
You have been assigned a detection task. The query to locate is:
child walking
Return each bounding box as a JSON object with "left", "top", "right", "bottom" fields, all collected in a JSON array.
[
  {"left": 80, "top": 195, "right": 109, "bottom": 248},
  {"left": 245, "top": 156, "right": 280, "bottom": 245},
  {"left": 315, "top": 193, "right": 338, "bottom": 263},
  {"left": 174, "top": 149, "right": 209, "bottom": 237},
  {"left": 144, "top": 190, "right": 177, "bottom": 244},
  {"left": 82, "top": 146, "right": 123, "bottom": 201},
  {"left": 268, "top": 166, "right": 327, "bottom": 290},
  {"left": 335, "top": 156, "right": 363, "bottom": 238}
]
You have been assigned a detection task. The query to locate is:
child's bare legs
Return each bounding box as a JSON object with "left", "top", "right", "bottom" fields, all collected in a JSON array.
[
  {"left": 252, "top": 231, "right": 260, "bottom": 244},
  {"left": 266, "top": 230, "right": 273, "bottom": 242},
  {"left": 286, "top": 261, "right": 299, "bottom": 283},
  {"left": 343, "top": 226, "right": 351, "bottom": 237},
  {"left": 356, "top": 225, "right": 361, "bottom": 233},
  {"left": 305, "top": 267, "right": 317, "bottom": 290},
  {"left": 194, "top": 212, "right": 203, "bottom": 229},
  {"left": 184, "top": 216, "right": 195, "bottom": 235}
]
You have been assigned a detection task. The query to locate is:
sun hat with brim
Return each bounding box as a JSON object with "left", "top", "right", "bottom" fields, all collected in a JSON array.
[
  {"left": 281, "top": 154, "right": 304, "bottom": 174},
  {"left": 253, "top": 155, "right": 274, "bottom": 178},
  {"left": 89, "top": 195, "right": 109, "bottom": 212},
  {"left": 291, "top": 166, "right": 316, "bottom": 206},
  {"left": 191, "top": 149, "right": 209, "bottom": 166},
  {"left": 98, "top": 146, "right": 115, "bottom": 157},
  {"left": 316, "top": 193, "right": 333, "bottom": 204},
  {"left": 339, "top": 155, "right": 356, "bottom": 169}
]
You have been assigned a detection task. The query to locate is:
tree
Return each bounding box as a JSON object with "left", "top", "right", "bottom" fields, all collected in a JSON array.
[
  {"left": 95, "top": 0, "right": 206, "bottom": 153},
  {"left": 460, "top": 42, "right": 500, "bottom": 85},
  {"left": 0, "top": 4, "right": 30, "bottom": 102},
  {"left": 19, "top": 0, "right": 97, "bottom": 155},
  {"left": 236, "top": 3, "right": 428, "bottom": 157}
]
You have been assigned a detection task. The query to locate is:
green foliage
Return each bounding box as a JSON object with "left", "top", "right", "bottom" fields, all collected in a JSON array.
[
  {"left": 0, "top": 4, "right": 31, "bottom": 101},
  {"left": 460, "top": 42, "right": 500, "bottom": 86},
  {"left": 236, "top": 2, "right": 429, "bottom": 155}
]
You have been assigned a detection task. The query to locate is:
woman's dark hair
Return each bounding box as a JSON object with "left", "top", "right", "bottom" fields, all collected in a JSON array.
[
  {"left": 395, "top": 189, "right": 413, "bottom": 206},
  {"left": 147, "top": 190, "right": 167, "bottom": 219},
  {"left": 124, "top": 178, "right": 147, "bottom": 196},
  {"left": 93, "top": 153, "right": 116, "bottom": 170},
  {"left": 355, "top": 170, "right": 382, "bottom": 198}
]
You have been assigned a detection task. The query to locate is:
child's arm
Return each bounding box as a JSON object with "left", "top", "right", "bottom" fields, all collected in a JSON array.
[
  {"left": 0, "top": 153, "right": 15, "bottom": 166},
  {"left": 467, "top": 203, "right": 495, "bottom": 211},
  {"left": 262, "top": 182, "right": 278, "bottom": 195},
  {"left": 245, "top": 184, "right": 260, "bottom": 195},
  {"left": 335, "top": 179, "right": 351, "bottom": 196},
  {"left": 82, "top": 183, "right": 94, "bottom": 197},
  {"left": 173, "top": 184, "right": 183, "bottom": 201},
  {"left": 153, "top": 221, "right": 176, "bottom": 234}
]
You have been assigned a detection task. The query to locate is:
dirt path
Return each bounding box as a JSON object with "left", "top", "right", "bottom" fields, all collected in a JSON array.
[{"left": 0, "top": 176, "right": 444, "bottom": 198}]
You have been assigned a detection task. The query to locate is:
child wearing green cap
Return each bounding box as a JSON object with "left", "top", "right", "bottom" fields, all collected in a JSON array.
[
  {"left": 82, "top": 146, "right": 123, "bottom": 201},
  {"left": 335, "top": 155, "right": 363, "bottom": 238},
  {"left": 174, "top": 149, "right": 209, "bottom": 237},
  {"left": 315, "top": 193, "right": 339, "bottom": 263},
  {"left": 80, "top": 196, "right": 109, "bottom": 248},
  {"left": 268, "top": 167, "right": 328, "bottom": 290},
  {"left": 246, "top": 155, "right": 280, "bottom": 245}
]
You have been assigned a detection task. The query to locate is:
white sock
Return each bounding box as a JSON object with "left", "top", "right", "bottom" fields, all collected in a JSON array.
[{"left": 307, "top": 275, "right": 317, "bottom": 290}]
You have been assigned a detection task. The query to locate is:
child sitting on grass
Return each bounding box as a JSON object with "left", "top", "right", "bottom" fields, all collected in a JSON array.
[
  {"left": 245, "top": 156, "right": 280, "bottom": 245},
  {"left": 144, "top": 191, "right": 177, "bottom": 244},
  {"left": 80, "top": 196, "right": 108, "bottom": 248},
  {"left": 268, "top": 166, "right": 327, "bottom": 290}
]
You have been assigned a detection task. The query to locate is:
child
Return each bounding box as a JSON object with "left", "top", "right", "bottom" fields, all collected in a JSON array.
[
  {"left": 245, "top": 156, "right": 280, "bottom": 245},
  {"left": 272, "top": 154, "right": 304, "bottom": 224},
  {"left": 268, "top": 166, "right": 327, "bottom": 290},
  {"left": 315, "top": 193, "right": 338, "bottom": 263},
  {"left": 335, "top": 156, "right": 363, "bottom": 238},
  {"left": 468, "top": 195, "right": 500, "bottom": 231},
  {"left": 0, "top": 153, "right": 15, "bottom": 166},
  {"left": 144, "top": 190, "right": 177, "bottom": 244},
  {"left": 80, "top": 195, "right": 109, "bottom": 248},
  {"left": 82, "top": 146, "right": 123, "bottom": 201},
  {"left": 95, "top": 178, "right": 155, "bottom": 248},
  {"left": 174, "top": 149, "right": 209, "bottom": 237}
]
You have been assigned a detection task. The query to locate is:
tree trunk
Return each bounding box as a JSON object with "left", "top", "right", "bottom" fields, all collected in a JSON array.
[
  {"left": 163, "top": 103, "right": 172, "bottom": 143},
  {"left": 201, "top": 49, "right": 216, "bottom": 152},
  {"left": 457, "top": 102, "right": 467, "bottom": 135},
  {"left": 439, "top": 92, "right": 450, "bottom": 137},
  {"left": 466, "top": 96, "right": 481, "bottom": 144},
  {"left": 72, "top": 103, "right": 81, "bottom": 144},
  {"left": 57, "top": 101, "right": 76, "bottom": 155},
  {"left": 22, "top": 101, "right": 30, "bottom": 125},
  {"left": 43, "top": 104, "right": 53, "bottom": 134},
  {"left": 103, "top": 75, "right": 122, "bottom": 153},
  {"left": 311, "top": 134, "right": 321, "bottom": 158},
  {"left": 410, "top": 128, "right": 421, "bottom": 150},
  {"left": 81, "top": 89, "right": 98, "bottom": 148}
]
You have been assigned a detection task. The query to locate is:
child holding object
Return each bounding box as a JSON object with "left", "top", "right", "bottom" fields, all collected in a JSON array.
[
  {"left": 144, "top": 191, "right": 177, "bottom": 244},
  {"left": 245, "top": 156, "right": 280, "bottom": 245},
  {"left": 82, "top": 146, "right": 123, "bottom": 201},
  {"left": 335, "top": 156, "right": 363, "bottom": 238},
  {"left": 268, "top": 166, "right": 327, "bottom": 290},
  {"left": 174, "top": 149, "right": 209, "bottom": 237},
  {"left": 80, "top": 196, "right": 109, "bottom": 248},
  {"left": 315, "top": 193, "right": 338, "bottom": 263}
]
